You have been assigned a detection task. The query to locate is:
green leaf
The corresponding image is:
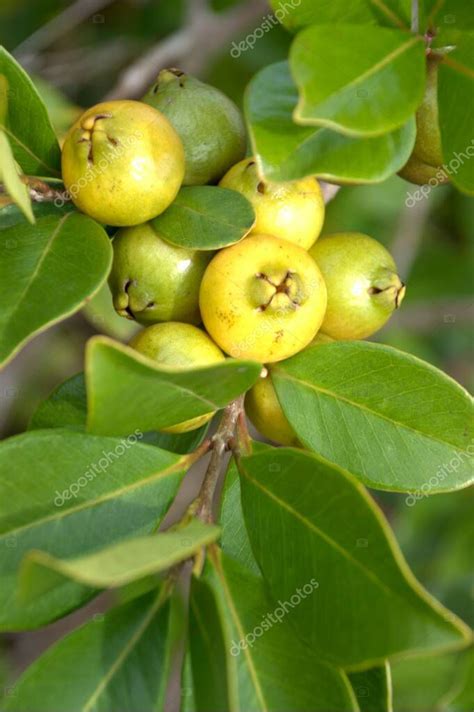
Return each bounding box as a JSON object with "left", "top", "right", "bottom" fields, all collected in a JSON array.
[
  {"left": 0, "top": 130, "right": 34, "bottom": 223},
  {"left": 245, "top": 62, "right": 416, "bottom": 183},
  {"left": 269, "top": 0, "right": 375, "bottom": 30},
  {"left": 426, "top": 0, "right": 474, "bottom": 32},
  {"left": 446, "top": 646, "right": 474, "bottom": 712},
  {"left": 239, "top": 447, "right": 471, "bottom": 667},
  {"left": 349, "top": 663, "right": 393, "bottom": 712},
  {"left": 391, "top": 651, "right": 460, "bottom": 711},
  {"left": 290, "top": 25, "right": 425, "bottom": 136},
  {"left": 190, "top": 547, "right": 358, "bottom": 711},
  {"left": 0, "top": 213, "right": 113, "bottom": 368},
  {"left": 0, "top": 75, "right": 34, "bottom": 223},
  {"left": 0, "top": 198, "right": 73, "bottom": 230},
  {"left": 151, "top": 186, "right": 255, "bottom": 250},
  {"left": 0, "top": 429, "right": 188, "bottom": 630},
  {"left": 29, "top": 373, "right": 87, "bottom": 431},
  {"left": 271, "top": 341, "right": 474, "bottom": 493},
  {"left": 141, "top": 425, "right": 210, "bottom": 456},
  {"left": 181, "top": 652, "right": 197, "bottom": 712},
  {"left": 0, "top": 47, "right": 61, "bottom": 176},
  {"left": 438, "top": 31, "right": 474, "bottom": 195},
  {"left": 19, "top": 519, "right": 220, "bottom": 598},
  {"left": 86, "top": 336, "right": 261, "bottom": 437},
  {"left": 219, "top": 453, "right": 263, "bottom": 576},
  {"left": 269, "top": 0, "right": 410, "bottom": 31},
  {"left": 4, "top": 591, "right": 175, "bottom": 712},
  {"left": 29, "top": 372, "right": 211, "bottom": 454}
]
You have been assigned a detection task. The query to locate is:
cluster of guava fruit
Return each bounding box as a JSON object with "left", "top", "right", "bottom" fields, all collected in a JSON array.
[{"left": 61, "top": 68, "right": 409, "bottom": 444}]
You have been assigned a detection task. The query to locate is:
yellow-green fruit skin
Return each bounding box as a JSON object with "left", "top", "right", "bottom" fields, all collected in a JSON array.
[
  {"left": 220, "top": 158, "right": 325, "bottom": 249},
  {"left": 129, "top": 322, "right": 225, "bottom": 433},
  {"left": 199, "top": 234, "right": 327, "bottom": 363},
  {"left": 62, "top": 100, "right": 185, "bottom": 226},
  {"left": 398, "top": 153, "right": 448, "bottom": 186},
  {"left": 398, "top": 57, "right": 448, "bottom": 186},
  {"left": 109, "top": 223, "right": 212, "bottom": 325},
  {"left": 246, "top": 375, "right": 299, "bottom": 446},
  {"left": 143, "top": 69, "right": 246, "bottom": 186},
  {"left": 310, "top": 233, "right": 405, "bottom": 340}
]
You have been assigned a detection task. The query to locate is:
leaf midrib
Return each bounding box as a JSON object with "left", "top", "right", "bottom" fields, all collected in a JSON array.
[
  {"left": 294, "top": 36, "right": 420, "bottom": 120},
  {"left": 0, "top": 457, "right": 186, "bottom": 539},
  {"left": 211, "top": 549, "right": 269, "bottom": 712},
  {"left": 273, "top": 367, "right": 469, "bottom": 453},
  {"left": 2, "top": 124, "right": 60, "bottom": 176},
  {"left": 82, "top": 592, "right": 165, "bottom": 712},
  {"left": 241, "top": 468, "right": 396, "bottom": 599},
  {"left": 369, "top": 0, "right": 409, "bottom": 29},
  {"left": 24, "top": 524, "right": 220, "bottom": 589},
  {"left": 0, "top": 213, "right": 70, "bottom": 329}
]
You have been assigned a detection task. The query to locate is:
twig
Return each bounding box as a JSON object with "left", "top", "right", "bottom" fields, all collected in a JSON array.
[
  {"left": 194, "top": 396, "right": 245, "bottom": 524},
  {"left": 14, "top": 0, "right": 118, "bottom": 66},
  {"left": 22, "top": 177, "right": 70, "bottom": 204},
  {"left": 105, "top": 0, "right": 268, "bottom": 99}
]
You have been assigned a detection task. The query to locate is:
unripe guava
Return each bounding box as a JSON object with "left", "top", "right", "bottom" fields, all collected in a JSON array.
[
  {"left": 109, "top": 222, "right": 212, "bottom": 325},
  {"left": 310, "top": 233, "right": 405, "bottom": 340},
  {"left": 245, "top": 373, "right": 299, "bottom": 447},
  {"left": 62, "top": 100, "right": 185, "bottom": 226},
  {"left": 245, "top": 334, "right": 331, "bottom": 446},
  {"left": 129, "top": 322, "right": 225, "bottom": 433},
  {"left": 143, "top": 69, "right": 246, "bottom": 186},
  {"left": 220, "top": 158, "right": 325, "bottom": 249},
  {"left": 398, "top": 56, "right": 448, "bottom": 186}
]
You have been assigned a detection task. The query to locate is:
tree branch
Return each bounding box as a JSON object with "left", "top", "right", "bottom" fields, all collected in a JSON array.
[
  {"left": 105, "top": 0, "right": 268, "bottom": 100},
  {"left": 14, "top": 0, "right": 118, "bottom": 68},
  {"left": 194, "top": 395, "right": 245, "bottom": 524}
]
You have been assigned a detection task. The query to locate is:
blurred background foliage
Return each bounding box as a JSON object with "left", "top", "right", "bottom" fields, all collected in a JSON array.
[{"left": 0, "top": 1, "right": 472, "bottom": 709}]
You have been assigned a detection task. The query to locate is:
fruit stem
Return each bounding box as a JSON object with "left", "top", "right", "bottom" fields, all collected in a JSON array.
[{"left": 194, "top": 395, "right": 245, "bottom": 524}]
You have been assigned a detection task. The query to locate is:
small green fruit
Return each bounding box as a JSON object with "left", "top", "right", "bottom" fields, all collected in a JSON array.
[
  {"left": 109, "top": 222, "right": 212, "bottom": 325},
  {"left": 220, "top": 157, "right": 325, "bottom": 250},
  {"left": 62, "top": 100, "right": 185, "bottom": 226},
  {"left": 143, "top": 68, "right": 246, "bottom": 186},
  {"left": 246, "top": 333, "right": 331, "bottom": 446},
  {"left": 399, "top": 56, "right": 448, "bottom": 186},
  {"left": 246, "top": 373, "right": 299, "bottom": 447},
  {"left": 398, "top": 153, "right": 448, "bottom": 186},
  {"left": 310, "top": 233, "right": 405, "bottom": 340},
  {"left": 129, "top": 322, "right": 225, "bottom": 433}
]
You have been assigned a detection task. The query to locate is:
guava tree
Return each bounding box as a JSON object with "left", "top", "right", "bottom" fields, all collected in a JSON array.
[{"left": 0, "top": 0, "right": 473, "bottom": 711}]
